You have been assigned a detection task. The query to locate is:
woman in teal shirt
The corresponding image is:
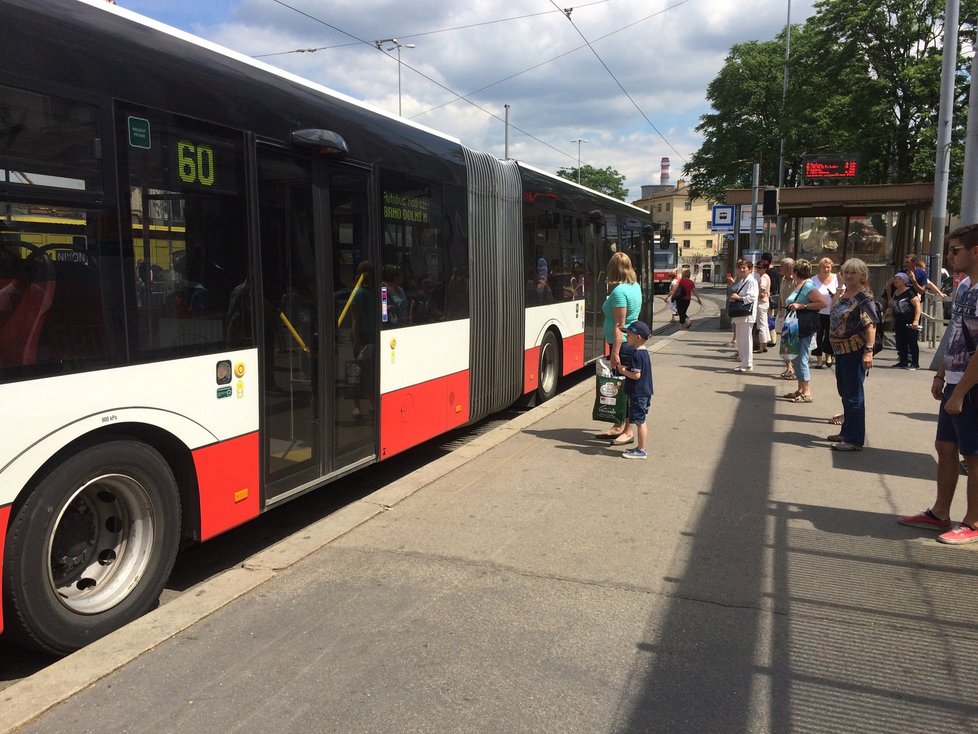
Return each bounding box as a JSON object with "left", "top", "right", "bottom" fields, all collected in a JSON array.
[{"left": 598, "top": 251, "right": 643, "bottom": 441}]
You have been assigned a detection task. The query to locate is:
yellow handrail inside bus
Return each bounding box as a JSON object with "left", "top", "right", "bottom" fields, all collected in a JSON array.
[
  {"left": 336, "top": 272, "right": 365, "bottom": 328},
  {"left": 278, "top": 311, "right": 310, "bottom": 353}
]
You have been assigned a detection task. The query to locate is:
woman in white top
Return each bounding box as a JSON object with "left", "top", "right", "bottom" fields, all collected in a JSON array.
[
  {"left": 728, "top": 258, "right": 759, "bottom": 372},
  {"left": 810, "top": 257, "right": 839, "bottom": 368}
]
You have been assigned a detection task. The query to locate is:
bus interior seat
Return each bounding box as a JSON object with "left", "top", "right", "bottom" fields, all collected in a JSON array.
[{"left": 0, "top": 254, "right": 56, "bottom": 369}]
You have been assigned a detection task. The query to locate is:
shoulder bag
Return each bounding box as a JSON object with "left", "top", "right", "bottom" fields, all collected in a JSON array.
[{"left": 727, "top": 281, "right": 753, "bottom": 318}]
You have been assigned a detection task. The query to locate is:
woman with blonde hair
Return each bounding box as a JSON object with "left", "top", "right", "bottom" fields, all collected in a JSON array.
[
  {"left": 597, "top": 251, "right": 643, "bottom": 441},
  {"left": 826, "top": 258, "right": 880, "bottom": 451},
  {"left": 811, "top": 257, "right": 839, "bottom": 368}
]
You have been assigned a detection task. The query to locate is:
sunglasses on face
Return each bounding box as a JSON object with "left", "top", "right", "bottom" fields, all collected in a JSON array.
[{"left": 949, "top": 244, "right": 972, "bottom": 255}]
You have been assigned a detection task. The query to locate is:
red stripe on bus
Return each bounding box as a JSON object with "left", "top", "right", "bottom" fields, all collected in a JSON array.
[
  {"left": 379, "top": 371, "right": 470, "bottom": 459},
  {"left": 193, "top": 432, "right": 260, "bottom": 541},
  {"left": 0, "top": 504, "right": 9, "bottom": 634},
  {"left": 562, "top": 332, "right": 585, "bottom": 375},
  {"left": 523, "top": 345, "right": 540, "bottom": 395}
]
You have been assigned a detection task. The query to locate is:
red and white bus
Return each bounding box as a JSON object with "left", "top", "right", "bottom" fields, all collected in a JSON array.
[
  {"left": 0, "top": 0, "right": 655, "bottom": 653},
  {"left": 652, "top": 237, "right": 680, "bottom": 293}
]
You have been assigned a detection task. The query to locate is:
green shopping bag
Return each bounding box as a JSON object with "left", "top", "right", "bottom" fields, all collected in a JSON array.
[{"left": 592, "top": 373, "right": 628, "bottom": 424}]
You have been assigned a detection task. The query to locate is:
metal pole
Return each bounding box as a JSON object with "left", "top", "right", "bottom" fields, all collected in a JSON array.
[
  {"left": 930, "top": 0, "right": 959, "bottom": 260},
  {"left": 396, "top": 44, "right": 402, "bottom": 116},
  {"left": 504, "top": 104, "right": 510, "bottom": 160},
  {"left": 750, "top": 162, "right": 760, "bottom": 251},
  {"left": 570, "top": 138, "right": 588, "bottom": 184},
  {"left": 961, "top": 47, "right": 978, "bottom": 224},
  {"left": 776, "top": 0, "right": 792, "bottom": 251}
]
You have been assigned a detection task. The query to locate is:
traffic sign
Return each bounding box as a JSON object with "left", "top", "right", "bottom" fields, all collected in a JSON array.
[{"left": 711, "top": 204, "right": 735, "bottom": 232}]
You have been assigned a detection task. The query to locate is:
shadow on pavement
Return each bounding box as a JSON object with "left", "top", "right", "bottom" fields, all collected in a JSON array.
[{"left": 612, "top": 382, "right": 978, "bottom": 732}]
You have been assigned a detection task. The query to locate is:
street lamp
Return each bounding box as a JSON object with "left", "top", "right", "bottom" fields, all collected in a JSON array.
[
  {"left": 374, "top": 38, "right": 415, "bottom": 116},
  {"left": 570, "top": 138, "right": 589, "bottom": 184}
]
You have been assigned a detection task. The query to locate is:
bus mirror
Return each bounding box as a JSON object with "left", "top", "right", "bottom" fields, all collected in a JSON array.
[{"left": 291, "top": 129, "right": 350, "bottom": 158}]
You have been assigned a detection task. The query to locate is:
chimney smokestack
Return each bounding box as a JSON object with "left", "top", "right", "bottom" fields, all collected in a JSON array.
[{"left": 660, "top": 157, "right": 671, "bottom": 186}]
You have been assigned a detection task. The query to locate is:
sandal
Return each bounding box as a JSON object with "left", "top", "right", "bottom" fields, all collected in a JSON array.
[
  {"left": 828, "top": 414, "right": 844, "bottom": 425},
  {"left": 790, "top": 394, "right": 814, "bottom": 403},
  {"left": 779, "top": 369, "right": 796, "bottom": 379},
  {"left": 782, "top": 391, "right": 801, "bottom": 399},
  {"left": 611, "top": 433, "right": 634, "bottom": 446},
  {"left": 596, "top": 428, "right": 624, "bottom": 439}
]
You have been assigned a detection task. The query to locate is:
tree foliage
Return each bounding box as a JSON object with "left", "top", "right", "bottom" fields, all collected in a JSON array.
[
  {"left": 684, "top": 0, "right": 978, "bottom": 211},
  {"left": 556, "top": 164, "right": 629, "bottom": 200}
]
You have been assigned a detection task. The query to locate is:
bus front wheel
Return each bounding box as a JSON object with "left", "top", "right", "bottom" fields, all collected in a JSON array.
[
  {"left": 3, "top": 440, "right": 181, "bottom": 655},
  {"left": 536, "top": 331, "right": 561, "bottom": 404}
]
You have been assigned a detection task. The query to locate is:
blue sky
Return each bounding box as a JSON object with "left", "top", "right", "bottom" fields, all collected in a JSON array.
[{"left": 112, "top": 0, "right": 815, "bottom": 200}]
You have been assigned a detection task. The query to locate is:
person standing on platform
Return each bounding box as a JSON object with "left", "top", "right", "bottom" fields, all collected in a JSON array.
[
  {"left": 753, "top": 259, "right": 772, "bottom": 353},
  {"left": 597, "top": 251, "right": 642, "bottom": 443},
  {"left": 810, "top": 257, "right": 839, "bottom": 368},
  {"left": 616, "top": 321, "right": 653, "bottom": 459},
  {"left": 783, "top": 259, "right": 828, "bottom": 403},
  {"left": 826, "top": 259, "right": 879, "bottom": 452},
  {"left": 776, "top": 258, "right": 796, "bottom": 379},
  {"left": 888, "top": 271, "right": 922, "bottom": 369},
  {"left": 728, "top": 258, "right": 759, "bottom": 372},
  {"left": 899, "top": 223, "right": 978, "bottom": 544}
]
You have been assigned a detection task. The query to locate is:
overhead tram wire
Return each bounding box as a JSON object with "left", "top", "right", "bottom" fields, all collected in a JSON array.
[
  {"left": 549, "top": 0, "right": 690, "bottom": 164},
  {"left": 409, "top": 0, "right": 693, "bottom": 121},
  {"left": 263, "top": 0, "right": 582, "bottom": 165},
  {"left": 255, "top": 1, "right": 611, "bottom": 59}
]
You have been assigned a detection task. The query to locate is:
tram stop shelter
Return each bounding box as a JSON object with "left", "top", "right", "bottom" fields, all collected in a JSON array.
[{"left": 724, "top": 182, "right": 935, "bottom": 297}]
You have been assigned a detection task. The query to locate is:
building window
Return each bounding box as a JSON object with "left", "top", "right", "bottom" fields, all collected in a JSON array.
[
  {"left": 665, "top": 203, "right": 671, "bottom": 211},
  {"left": 683, "top": 221, "right": 691, "bottom": 230},
  {"left": 657, "top": 203, "right": 662, "bottom": 212},
  {"left": 682, "top": 240, "right": 691, "bottom": 248},
  {"left": 684, "top": 201, "right": 692, "bottom": 211},
  {"left": 706, "top": 239, "right": 713, "bottom": 248},
  {"left": 707, "top": 203, "right": 714, "bottom": 211}
]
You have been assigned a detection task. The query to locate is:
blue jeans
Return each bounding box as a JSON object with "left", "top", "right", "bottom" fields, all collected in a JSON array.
[
  {"left": 792, "top": 335, "right": 812, "bottom": 382},
  {"left": 834, "top": 351, "right": 866, "bottom": 445}
]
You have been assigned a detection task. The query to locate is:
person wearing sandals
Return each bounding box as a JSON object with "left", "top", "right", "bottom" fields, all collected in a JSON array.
[
  {"left": 776, "top": 258, "right": 796, "bottom": 379},
  {"left": 783, "top": 259, "right": 828, "bottom": 403},
  {"left": 899, "top": 223, "right": 978, "bottom": 544},
  {"left": 826, "top": 259, "right": 879, "bottom": 451},
  {"left": 597, "top": 252, "right": 642, "bottom": 443},
  {"left": 810, "top": 257, "right": 839, "bottom": 368},
  {"left": 728, "top": 258, "right": 759, "bottom": 372}
]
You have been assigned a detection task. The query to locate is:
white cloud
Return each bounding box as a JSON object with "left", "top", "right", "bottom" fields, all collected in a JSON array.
[{"left": 121, "top": 0, "right": 815, "bottom": 199}]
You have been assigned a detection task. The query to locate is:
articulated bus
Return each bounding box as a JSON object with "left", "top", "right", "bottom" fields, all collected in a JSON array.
[{"left": 0, "top": 0, "right": 655, "bottom": 653}]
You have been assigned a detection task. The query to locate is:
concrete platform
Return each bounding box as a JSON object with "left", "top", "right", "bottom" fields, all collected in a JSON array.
[{"left": 5, "top": 324, "right": 978, "bottom": 733}]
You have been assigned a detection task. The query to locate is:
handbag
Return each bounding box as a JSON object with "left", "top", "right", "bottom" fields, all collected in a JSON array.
[
  {"left": 796, "top": 308, "right": 819, "bottom": 338},
  {"left": 727, "top": 281, "right": 753, "bottom": 317}
]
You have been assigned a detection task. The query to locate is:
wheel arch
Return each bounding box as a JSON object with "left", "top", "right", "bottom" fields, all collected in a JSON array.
[{"left": 6, "top": 421, "right": 202, "bottom": 546}]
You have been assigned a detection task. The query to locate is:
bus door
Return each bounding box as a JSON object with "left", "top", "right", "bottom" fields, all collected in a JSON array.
[{"left": 257, "top": 148, "right": 376, "bottom": 502}]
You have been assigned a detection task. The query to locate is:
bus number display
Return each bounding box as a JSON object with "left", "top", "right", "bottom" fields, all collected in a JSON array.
[{"left": 177, "top": 140, "right": 215, "bottom": 187}]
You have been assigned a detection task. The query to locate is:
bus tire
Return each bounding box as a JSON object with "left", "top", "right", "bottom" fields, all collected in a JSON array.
[
  {"left": 536, "top": 331, "right": 561, "bottom": 404},
  {"left": 3, "top": 440, "right": 181, "bottom": 655}
]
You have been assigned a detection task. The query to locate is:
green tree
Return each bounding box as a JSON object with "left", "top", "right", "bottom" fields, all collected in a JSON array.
[
  {"left": 556, "top": 164, "right": 629, "bottom": 200},
  {"left": 683, "top": 35, "right": 791, "bottom": 202},
  {"left": 684, "top": 0, "right": 978, "bottom": 210}
]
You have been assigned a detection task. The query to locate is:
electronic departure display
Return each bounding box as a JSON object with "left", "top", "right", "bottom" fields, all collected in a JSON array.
[{"left": 802, "top": 156, "right": 858, "bottom": 180}]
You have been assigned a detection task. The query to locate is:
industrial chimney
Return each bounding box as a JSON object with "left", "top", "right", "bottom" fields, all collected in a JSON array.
[{"left": 660, "top": 157, "right": 671, "bottom": 186}]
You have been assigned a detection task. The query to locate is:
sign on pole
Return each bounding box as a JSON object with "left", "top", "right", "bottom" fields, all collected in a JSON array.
[{"left": 711, "top": 204, "right": 735, "bottom": 232}]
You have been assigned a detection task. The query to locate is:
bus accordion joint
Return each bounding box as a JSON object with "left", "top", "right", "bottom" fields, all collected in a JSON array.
[{"left": 278, "top": 311, "right": 310, "bottom": 353}]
